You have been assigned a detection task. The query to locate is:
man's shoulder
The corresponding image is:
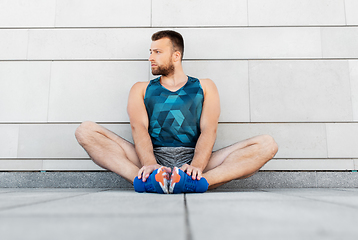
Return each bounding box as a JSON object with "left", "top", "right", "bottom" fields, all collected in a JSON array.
[
  {"left": 197, "top": 78, "right": 217, "bottom": 93},
  {"left": 129, "top": 81, "right": 151, "bottom": 98},
  {"left": 198, "top": 78, "right": 214, "bottom": 85},
  {"left": 131, "top": 81, "right": 150, "bottom": 90}
]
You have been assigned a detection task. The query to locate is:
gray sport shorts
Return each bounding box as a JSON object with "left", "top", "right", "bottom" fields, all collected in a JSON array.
[{"left": 153, "top": 147, "right": 195, "bottom": 169}]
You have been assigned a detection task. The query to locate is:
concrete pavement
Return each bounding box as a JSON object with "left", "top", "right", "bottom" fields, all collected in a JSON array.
[{"left": 1, "top": 188, "right": 358, "bottom": 240}]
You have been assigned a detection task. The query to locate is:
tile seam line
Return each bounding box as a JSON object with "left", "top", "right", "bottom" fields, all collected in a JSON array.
[
  {"left": 260, "top": 189, "right": 358, "bottom": 210},
  {"left": 150, "top": 0, "right": 152, "bottom": 27},
  {"left": 0, "top": 157, "right": 355, "bottom": 160},
  {"left": 343, "top": 0, "right": 348, "bottom": 25},
  {"left": 320, "top": 24, "right": 324, "bottom": 59},
  {"left": 1, "top": 25, "right": 358, "bottom": 29},
  {"left": 54, "top": 0, "right": 58, "bottom": 27},
  {"left": 1, "top": 121, "right": 357, "bottom": 124},
  {"left": 2, "top": 59, "right": 356, "bottom": 61},
  {"left": 1, "top": 170, "right": 356, "bottom": 172},
  {"left": 247, "top": 60, "right": 251, "bottom": 122},
  {"left": 0, "top": 189, "right": 110, "bottom": 212},
  {"left": 324, "top": 123, "right": 329, "bottom": 160},
  {"left": 0, "top": 190, "right": 23, "bottom": 195},
  {"left": 1, "top": 213, "right": 177, "bottom": 218},
  {"left": 46, "top": 61, "right": 53, "bottom": 127},
  {"left": 0, "top": 158, "right": 93, "bottom": 160},
  {"left": 2, "top": 58, "right": 358, "bottom": 61},
  {"left": 333, "top": 188, "right": 358, "bottom": 193},
  {"left": 347, "top": 61, "right": 355, "bottom": 124},
  {"left": 246, "top": 0, "right": 249, "bottom": 26},
  {"left": 184, "top": 194, "right": 193, "bottom": 240},
  {"left": 25, "top": 29, "right": 29, "bottom": 60}
]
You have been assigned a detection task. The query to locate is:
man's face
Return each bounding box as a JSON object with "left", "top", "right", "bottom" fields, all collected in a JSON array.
[{"left": 149, "top": 38, "right": 175, "bottom": 76}]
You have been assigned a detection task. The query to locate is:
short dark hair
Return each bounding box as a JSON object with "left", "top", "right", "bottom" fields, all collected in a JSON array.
[{"left": 151, "top": 30, "right": 184, "bottom": 60}]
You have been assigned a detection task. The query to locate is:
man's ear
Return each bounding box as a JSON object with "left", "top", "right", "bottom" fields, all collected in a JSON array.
[{"left": 173, "top": 51, "right": 182, "bottom": 62}]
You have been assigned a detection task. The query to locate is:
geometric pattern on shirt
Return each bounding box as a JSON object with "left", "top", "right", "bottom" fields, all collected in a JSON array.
[{"left": 144, "top": 76, "right": 204, "bottom": 148}]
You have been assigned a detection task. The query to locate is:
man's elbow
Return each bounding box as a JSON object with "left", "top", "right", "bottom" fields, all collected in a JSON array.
[
  {"left": 201, "top": 126, "right": 217, "bottom": 137},
  {"left": 130, "top": 122, "right": 148, "bottom": 134}
]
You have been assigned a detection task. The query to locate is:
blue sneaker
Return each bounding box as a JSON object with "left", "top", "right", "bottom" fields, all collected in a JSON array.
[
  {"left": 169, "top": 167, "right": 209, "bottom": 194},
  {"left": 133, "top": 167, "right": 169, "bottom": 194}
]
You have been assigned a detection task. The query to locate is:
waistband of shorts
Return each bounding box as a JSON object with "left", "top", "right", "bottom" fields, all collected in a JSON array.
[{"left": 153, "top": 146, "right": 195, "bottom": 151}]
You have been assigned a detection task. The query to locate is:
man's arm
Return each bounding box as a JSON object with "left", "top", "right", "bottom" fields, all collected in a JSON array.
[
  {"left": 181, "top": 78, "right": 220, "bottom": 180},
  {"left": 127, "top": 82, "right": 170, "bottom": 181}
]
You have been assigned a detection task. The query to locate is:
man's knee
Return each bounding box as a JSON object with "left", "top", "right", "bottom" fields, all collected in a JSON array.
[
  {"left": 258, "top": 134, "right": 278, "bottom": 159},
  {"left": 75, "top": 121, "right": 98, "bottom": 144}
]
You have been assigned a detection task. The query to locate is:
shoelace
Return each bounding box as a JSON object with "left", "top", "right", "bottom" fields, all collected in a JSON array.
[
  {"left": 144, "top": 181, "right": 155, "bottom": 192},
  {"left": 183, "top": 177, "right": 196, "bottom": 192}
]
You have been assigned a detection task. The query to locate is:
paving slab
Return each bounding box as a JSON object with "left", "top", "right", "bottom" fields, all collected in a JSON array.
[
  {"left": 187, "top": 189, "right": 358, "bottom": 240},
  {"left": 1, "top": 188, "right": 358, "bottom": 240},
  {"left": 263, "top": 188, "right": 358, "bottom": 209},
  {"left": 0, "top": 188, "right": 102, "bottom": 211},
  {"left": 0, "top": 189, "right": 18, "bottom": 193},
  {"left": 1, "top": 216, "right": 185, "bottom": 240},
  {"left": 0, "top": 189, "right": 185, "bottom": 240},
  {"left": 337, "top": 188, "right": 358, "bottom": 192},
  {"left": 0, "top": 189, "right": 184, "bottom": 216}
]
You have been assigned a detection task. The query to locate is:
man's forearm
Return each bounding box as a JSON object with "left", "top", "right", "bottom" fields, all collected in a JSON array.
[
  {"left": 190, "top": 129, "right": 217, "bottom": 171},
  {"left": 131, "top": 125, "right": 157, "bottom": 166}
]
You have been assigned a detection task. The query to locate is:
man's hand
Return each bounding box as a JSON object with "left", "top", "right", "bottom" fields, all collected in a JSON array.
[
  {"left": 138, "top": 164, "right": 171, "bottom": 182},
  {"left": 180, "top": 164, "right": 203, "bottom": 180}
]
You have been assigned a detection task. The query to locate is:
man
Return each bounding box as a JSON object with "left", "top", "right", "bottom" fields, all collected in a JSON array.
[{"left": 75, "top": 30, "right": 278, "bottom": 194}]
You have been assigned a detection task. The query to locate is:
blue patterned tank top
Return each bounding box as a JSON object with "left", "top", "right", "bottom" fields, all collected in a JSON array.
[{"left": 144, "top": 76, "right": 204, "bottom": 147}]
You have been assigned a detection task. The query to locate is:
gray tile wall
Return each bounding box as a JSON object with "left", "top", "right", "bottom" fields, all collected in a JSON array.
[{"left": 0, "top": 0, "right": 357, "bottom": 171}]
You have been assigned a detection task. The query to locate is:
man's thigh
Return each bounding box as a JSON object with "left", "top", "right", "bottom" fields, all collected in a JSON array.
[{"left": 84, "top": 122, "right": 141, "bottom": 168}]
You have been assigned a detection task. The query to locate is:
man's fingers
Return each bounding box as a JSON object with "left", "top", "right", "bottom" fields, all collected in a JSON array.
[
  {"left": 138, "top": 166, "right": 150, "bottom": 181},
  {"left": 142, "top": 173, "right": 149, "bottom": 182},
  {"left": 139, "top": 164, "right": 202, "bottom": 182},
  {"left": 192, "top": 169, "right": 197, "bottom": 180},
  {"left": 180, "top": 164, "right": 188, "bottom": 172},
  {"left": 138, "top": 164, "right": 163, "bottom": 182},
  {"left": 193, "top": 169, "right": 201, "bottom": 180},
  {"left": 142, "top": 169, "right": 152, "bottom": 182},
  {"left": 197, "top": 171, "right": 202, "bottom": 180},
  {"left": 138, "top": 167, "right": 144, "bottom": 179},
  {"left": 186, "top": 167, "right": 192, "bottom": 176},
  {"left": 184, "top": 166, "right": 203, "bottom": 180}
]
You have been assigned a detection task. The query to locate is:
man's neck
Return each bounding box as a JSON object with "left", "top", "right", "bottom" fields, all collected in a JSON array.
[{"left": 160, "top": 66, "right": 187, "bottom": 87}]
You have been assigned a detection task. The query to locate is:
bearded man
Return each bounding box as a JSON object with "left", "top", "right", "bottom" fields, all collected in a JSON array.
[{"left": 75, "top": 30, "right": 278, "bottom": 194}]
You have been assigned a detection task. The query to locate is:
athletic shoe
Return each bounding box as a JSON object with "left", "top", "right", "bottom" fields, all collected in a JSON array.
[
  {"left": 169, "top": 167, "right": 209, "bottom": 194},
  {"left": 133, "top": 166, "right": 170, "bottom": 194}
]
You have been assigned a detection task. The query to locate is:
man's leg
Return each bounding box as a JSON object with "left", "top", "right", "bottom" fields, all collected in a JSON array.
[
  {"left": 202, "top": 135, "right": 278, "bottom": 189},
  {"left": 75, "top": 121, "right": 141, "bottom": 183}
]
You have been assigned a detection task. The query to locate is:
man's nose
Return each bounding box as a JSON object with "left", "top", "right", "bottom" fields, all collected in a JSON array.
[{"left": 148, "top": 53, "right": 154, "bottom": 61}]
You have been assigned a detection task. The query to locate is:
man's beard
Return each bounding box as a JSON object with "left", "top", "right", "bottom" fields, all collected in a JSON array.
[{"left": 151, "top": 62, "right": 175, "bottom": 76}]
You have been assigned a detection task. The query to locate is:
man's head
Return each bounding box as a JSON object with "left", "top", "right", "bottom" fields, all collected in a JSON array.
[
  {"left": 149, "top": 30, "right": 184, "bottom": 76},
  {"left": 151, "top": 30, "right": 184, "bottom": 60}
]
